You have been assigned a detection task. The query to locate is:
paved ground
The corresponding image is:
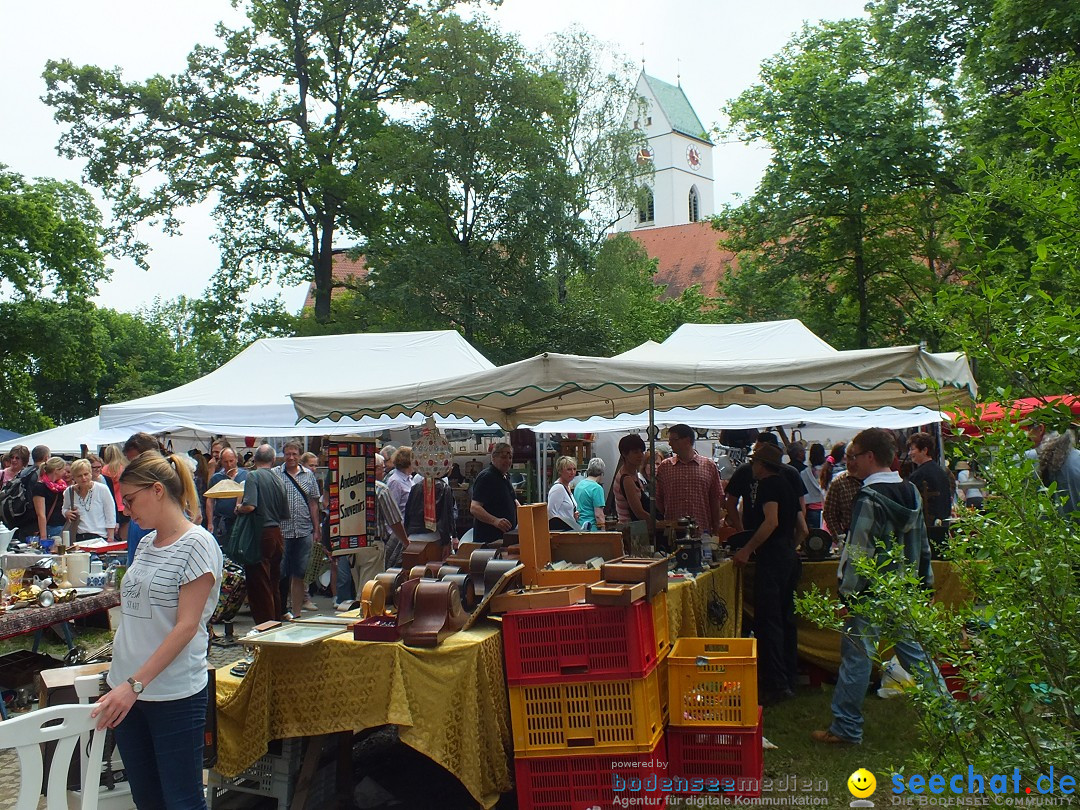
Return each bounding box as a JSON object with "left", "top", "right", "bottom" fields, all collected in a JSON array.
[{"left": 1, "top": 593, "right": 508, "bottom": 809}]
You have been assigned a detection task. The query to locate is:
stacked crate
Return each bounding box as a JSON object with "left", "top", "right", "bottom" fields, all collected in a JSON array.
[
  {"left": 665, "top": 638, "right": 763, "bottom": 799},
  {"left": 503, "top": 585, "right": 670, "bottom": 810}
]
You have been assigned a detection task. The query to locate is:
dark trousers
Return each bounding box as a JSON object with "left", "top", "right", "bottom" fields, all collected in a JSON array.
[
  {"left": 244, "top": 526, "right": 284, "bottom": 623},
  {"left": 113, "top": 684, "right": 208, "bottom": 810},
  {"left": 753, "top": 552, "right": 801, "bottom": 693}
]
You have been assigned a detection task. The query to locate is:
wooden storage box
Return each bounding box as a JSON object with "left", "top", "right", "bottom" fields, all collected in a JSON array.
[
  {"left": 585, "top": 581, "right": 645, "bottom": 606},
  {"left": 601, "top": 557, "right": 669, "bottom": 599},
  {"left": 517, "top": 503, "right": 624, "bottom": 587},
  {"left": 489, "top": 584, "right": 585, "bottom": 613}
]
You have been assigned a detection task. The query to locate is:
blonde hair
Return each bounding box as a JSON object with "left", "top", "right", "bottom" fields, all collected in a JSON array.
[
  {"left": 70, "top": 459, "right": 92, "bottom": 478},
  {"left": 42, "top": 457, "right": 66, "bottom": 476},
  {"left": 120, "top": 451, "right": 199, "bottom": 519},
  {"left": 300, "top": 452, "right": 318, "bottom": 468},
  {"left": 553, "top": 456, "right": 577, "bottom": 481},
  {"left": 102, "top": 444, "right": 126, "bottom": 472}
]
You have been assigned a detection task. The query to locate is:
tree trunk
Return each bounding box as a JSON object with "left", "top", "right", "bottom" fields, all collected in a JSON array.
[
  {"left": 854, "top": 242, "right": 869, "bottom": 349},
  {"left": 313, "top": 215, "right": 336, "bottom": 323}
]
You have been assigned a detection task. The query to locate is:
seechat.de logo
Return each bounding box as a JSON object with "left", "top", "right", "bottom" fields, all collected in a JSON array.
[{"left": 849, "top": 768, "right": 877, "bottom": 808}]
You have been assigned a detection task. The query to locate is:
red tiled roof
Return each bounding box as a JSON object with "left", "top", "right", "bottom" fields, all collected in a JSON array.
[
  {"left": 301, "top": 251, "right": 368, "bottom": 311},
  {"left": 625, "top": 222, "right": 738, "bottom": 298}
]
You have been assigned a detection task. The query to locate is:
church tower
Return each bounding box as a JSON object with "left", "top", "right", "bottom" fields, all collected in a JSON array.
[{"left": 615, "top": 72, "right": 714, "bottom": 232}]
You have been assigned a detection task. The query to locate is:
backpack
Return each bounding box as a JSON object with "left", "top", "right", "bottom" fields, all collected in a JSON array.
[{"left": 0, "top": 467, "right": 37, "bottom": 529}]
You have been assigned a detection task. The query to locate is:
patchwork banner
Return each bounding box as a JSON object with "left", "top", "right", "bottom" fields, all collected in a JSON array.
[{"left": 327, "top": 439, "right": 376, "bottom": 555}]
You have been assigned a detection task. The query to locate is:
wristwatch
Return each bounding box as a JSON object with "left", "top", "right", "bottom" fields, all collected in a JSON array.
[{"left": 126, "top": 677, "right": 144, "bottom": 695}]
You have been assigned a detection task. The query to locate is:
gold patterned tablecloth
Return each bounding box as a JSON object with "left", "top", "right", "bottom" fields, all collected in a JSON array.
[
  {"left": 215, "top": 624, "right": 512, "bottom": 809},
  {"left": 744, "top": 559, "right": 972, "bottom": 672},
  {"left": 666, "top": 560, "right": 741, "bottom": 639}
]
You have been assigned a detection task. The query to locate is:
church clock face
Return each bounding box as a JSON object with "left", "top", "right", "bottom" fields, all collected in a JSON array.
[{"left": 686, "top": 145, "right": 702, "bottom": 171}]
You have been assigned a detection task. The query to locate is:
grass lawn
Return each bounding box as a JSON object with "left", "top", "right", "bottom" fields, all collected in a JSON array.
[
  {"left": 0, "top": 626, "right": 113, "bottom": 658},
  {"left": 668, "top": 684, "right": 924, "bottom": 809}
]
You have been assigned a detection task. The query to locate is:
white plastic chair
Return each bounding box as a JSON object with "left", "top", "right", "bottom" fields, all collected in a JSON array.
[
  {"left": 72, "top": 674, "right": 134, "bottom": 810},
  {"left": 0, "top": 702, "right": 104, "bottom": 810}
]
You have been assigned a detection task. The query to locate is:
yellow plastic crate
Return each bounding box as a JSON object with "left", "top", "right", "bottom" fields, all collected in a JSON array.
[
  {"left": 650, "top": 590, "right": 670, "bottom": 658},
  {"left": 658, "top": 651, "right": 670, "bottom": 724},
  {"left": 668, "top": 637, "right": 758, "bottom": 727},
  {"left": 510, "top": 667, "right": 664, "bottom": 757}
]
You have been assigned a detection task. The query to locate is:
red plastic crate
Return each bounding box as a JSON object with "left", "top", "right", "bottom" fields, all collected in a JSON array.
[
  {"left": 503, "top": 599, "right": 661, "bottom": 685},
  {"left": 515, "top": 737, "right": 668, "bottom": 810},
  {"left": 938, "top": 663, "right": 971, "bottom": 701},
  {"left": 666, "top": 707, "right": 763, "bottom": 798}
]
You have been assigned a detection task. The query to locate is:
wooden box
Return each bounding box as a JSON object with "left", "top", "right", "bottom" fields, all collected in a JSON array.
[
  {"left": 585, "top": 581, "right": 645, "bottom": 606},
  {"left": 601, "top": 557, "right": 669, "bottom": 600},
  {"left": 517, "top": 503, "right": 624, "bottom": 587},
  {"left": 489, "top": 584, "right": 585, "bottom": 614}
]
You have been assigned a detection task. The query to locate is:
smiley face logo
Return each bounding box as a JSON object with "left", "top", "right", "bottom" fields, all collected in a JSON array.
[{"left": 847, "top": 769, "right": 877, "bottom": 798}]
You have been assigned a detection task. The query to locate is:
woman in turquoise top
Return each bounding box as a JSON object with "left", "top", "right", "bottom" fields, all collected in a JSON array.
[{"left": 573, "top": 457, "right": 607, "bottom": 531}]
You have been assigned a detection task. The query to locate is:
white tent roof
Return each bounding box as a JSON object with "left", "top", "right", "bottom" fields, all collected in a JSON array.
[
  {"left": 99, "top": 331, "right": 495, "bottom": 435},
  {"left": 530, "top": 405, "right": 945, "bottom": 433},
  {"left": 293, "top": 346, "right": 977, "bottom": 429},
  {"left": 612, "top": 320, "right": 837, "bottom": 363},
  {"left": 0, "top": 417, "right": 132, "bottom": 456}
]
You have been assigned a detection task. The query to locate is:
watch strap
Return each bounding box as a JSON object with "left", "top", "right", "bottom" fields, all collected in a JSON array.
[{"left": 126, "top": 676, "right": 144, "bottom": 694}]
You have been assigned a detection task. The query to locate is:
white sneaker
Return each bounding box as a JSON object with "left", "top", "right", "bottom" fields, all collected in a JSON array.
[
  {"left": 283, "top": 611, "right": 295, "bottom": 621},
  {"left": 302, "top": 599, "right": 318, "bottom": 611},
  {"left": 334, "top": 602, "right": 351, "bottom": 612}
]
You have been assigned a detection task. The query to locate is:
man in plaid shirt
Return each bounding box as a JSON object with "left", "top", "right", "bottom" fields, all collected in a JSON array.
[
  {"left": 655, "top": 424, "right": 725, "bottom": 534},
  {"left": 812, "top": 428, "right": 945, "bottom": 745}
]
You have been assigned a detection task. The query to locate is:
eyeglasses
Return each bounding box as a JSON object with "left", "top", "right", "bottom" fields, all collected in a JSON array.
[{"left": 121, "top": 486, "right": 151, "bottom": 510}]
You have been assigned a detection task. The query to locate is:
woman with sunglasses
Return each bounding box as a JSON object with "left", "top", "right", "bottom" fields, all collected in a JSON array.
[{"left": 91, "top": 450, "right": 222, "bottom": 810}]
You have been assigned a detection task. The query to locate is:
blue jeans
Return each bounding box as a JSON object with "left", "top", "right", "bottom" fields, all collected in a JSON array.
[
  {"left": 830, "top": 613, "right": 947, "bottom": 743},
  {"left": 337, "top": 554, "right": 355, "bottom": 604},
  {"left": 113, "top": 684, "right": 208, "bottom": 810}
]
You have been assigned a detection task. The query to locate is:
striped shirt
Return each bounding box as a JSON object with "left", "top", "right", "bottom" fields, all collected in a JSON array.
[{"left": 273, "top": 464, "right": 319, "bottom": 538}]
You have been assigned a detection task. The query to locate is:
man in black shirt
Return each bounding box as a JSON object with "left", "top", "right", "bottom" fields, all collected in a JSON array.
[
  {"left": 726, "top": 433, "right": 809, "bottom": 540},
  {"left": 906, "top": 432, "right": 953, "bottom": 525},
  {"left": 732, "top": 443, "right": 801, "bottom": 705},
  {"left": 469, "top": 443, "right": 518, "bottom": 545}
]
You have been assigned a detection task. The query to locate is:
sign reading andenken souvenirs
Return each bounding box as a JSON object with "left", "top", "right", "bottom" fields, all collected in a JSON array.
[{"left": 327, "top": 439, "right": 376, "bottom": 555}]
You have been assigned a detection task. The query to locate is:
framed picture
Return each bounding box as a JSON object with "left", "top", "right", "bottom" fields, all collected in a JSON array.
[
  {"left": 327, "top": 439, "right": 376, "bottom": 556},
  {"left": 291, "top": 615, "right": 361, "bottom": 627},
  {"left": 245, "top": 622, "right": 349, "bottom": 647}
]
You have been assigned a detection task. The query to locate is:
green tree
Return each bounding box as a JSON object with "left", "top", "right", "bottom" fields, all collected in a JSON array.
[
  {"left": 928, "top": 65, "right": 1080, "bottom": 395},
  {"left": 353, "top": 14, "right": 575, "bottom": 364},
  {"left": 43, "top": 0, "right": 464, "bottom": 324},
  {"left": 550, "top": 234, "right": 712, "bottom": 357},
  {"left": 0, "top": 299, "right": 201, "bottom": 432},
  {"left": 715, "top": 19, "right": 955, "bottom": 349},
  {"left": 0, "top": 164, "right": 107, "bottom": 299},
  {"left": 540, "top": 26, "right": 649, "bottom": 299}
]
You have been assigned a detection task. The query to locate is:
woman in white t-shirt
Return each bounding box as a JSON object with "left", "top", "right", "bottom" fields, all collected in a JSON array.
[
  {"left": 91, "top": 451, "right": 222, "bottom": 810},
  {"left": 547, "top": 455, "right": 580, "bottom": 531},
  {"left": 63, "top": 458, "right": 117, "bottom": 541}
]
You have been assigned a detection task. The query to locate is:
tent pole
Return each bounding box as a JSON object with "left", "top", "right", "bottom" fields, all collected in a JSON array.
[{"left": 648, "top": 385, "right": 657, "bottom": 549}]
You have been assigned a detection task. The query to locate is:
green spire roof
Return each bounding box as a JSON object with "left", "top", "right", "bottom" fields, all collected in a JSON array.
[{"left": 642, "top": 73, "right": 711, "bottom": 144}]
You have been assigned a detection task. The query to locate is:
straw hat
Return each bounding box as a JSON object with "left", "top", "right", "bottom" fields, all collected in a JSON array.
[{"left": 204, "top": 479, "right": 246, "bottom": 499}]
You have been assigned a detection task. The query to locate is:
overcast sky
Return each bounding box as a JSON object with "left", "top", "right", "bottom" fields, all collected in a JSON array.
[{"left": 0, "top": 0, "right": 868, "bottom": 314}]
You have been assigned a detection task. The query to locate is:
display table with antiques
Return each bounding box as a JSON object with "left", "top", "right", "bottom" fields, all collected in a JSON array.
[
  {"left": 214, "top": 625, "right": 511, "bottom": 809},
  {"left": 742, "top": 559, "right": 972, "bottom": 673}
]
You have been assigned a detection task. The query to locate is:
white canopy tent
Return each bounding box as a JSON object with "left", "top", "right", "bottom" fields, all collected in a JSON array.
[
  {"left": 292, "top": 345, "right": 977, "bottom": 428},
  {"left": 0, "top": 416, "right": 132, "bottom": 455},
  {"left": 614, "top": 320, "right": 838, "bottom": 362},
  {"left": 98, "top": 331, "right": 496, "bottom": 437},
  {"left": 529, "top": 405, "right": 946, "bottom": 434}
]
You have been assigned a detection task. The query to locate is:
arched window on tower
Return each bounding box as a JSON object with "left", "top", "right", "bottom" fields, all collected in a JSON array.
[
  {"left": 637, "top": 187, "right": 655, "bottom": 225},
  {"left": 688, "top": 186, "right": 700, "bottom": 222}
]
